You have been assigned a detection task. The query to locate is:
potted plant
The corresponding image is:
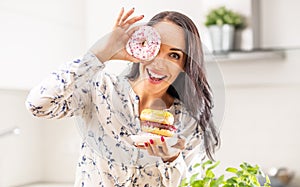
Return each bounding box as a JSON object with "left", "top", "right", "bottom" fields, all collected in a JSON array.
[
  {"left": 179, "top": 160, "right": 271, "bottom": 187},
  {"left": 205, "top": 6, "right": 244, "bottom": 53}
]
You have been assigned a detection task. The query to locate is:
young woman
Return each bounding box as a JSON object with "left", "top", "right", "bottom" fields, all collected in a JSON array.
[{"left": 26, "top": 8, "right": 220, "bottom": 187}]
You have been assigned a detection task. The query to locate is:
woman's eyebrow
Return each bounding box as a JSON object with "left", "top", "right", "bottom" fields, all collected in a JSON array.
[{"left": 170, "top": 48, "right": 184, "bottom": 53}]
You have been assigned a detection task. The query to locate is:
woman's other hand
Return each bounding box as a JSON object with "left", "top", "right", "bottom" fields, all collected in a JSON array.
[
  {"left": 90, "top": 7, "right": 144, "bottom": 63},
  {"left": 143, "top": 136, "right": 186, "bottom": 163}
]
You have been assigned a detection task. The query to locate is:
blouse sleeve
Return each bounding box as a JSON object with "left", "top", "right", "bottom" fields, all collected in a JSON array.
[
  {"left": 25, "top": 51, "right": 105, "bottom": 119},
  {"left": 157, "top": 112, "right": 205, "bottom": 186}
]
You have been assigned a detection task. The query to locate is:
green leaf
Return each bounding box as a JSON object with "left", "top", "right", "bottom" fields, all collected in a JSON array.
[
  {"left": 222, "top": 184, "right": 233, "bottom": 187},
  {"left": 190, "top": 173, "right": 199, "bottom": 184},
  {"left": 201, "top": 160, "right": 213, "bottom": 170},
  {"left": 211, "top": 175, "right": 225, "bottom": 187},
  {"left": 236, "top": 171, "right": 243, "bottom": 177},
  {"left": 191, "top": 180, "right": 204, "bottom": 187},
  {"left": 263, "top": 175, "right": 271, "bottom": 187},
  {"left": 206, "top": 170, "right": 215, "bottom": 179},
  {"left": 204, "top": 6, "right": 244, "bottom": 27},
  {"left": 250, "top": 175, "right": 260, "bottom": 186},
  {"left": 207, "top": 161, "right": 221, "bottom": 171},
  {"left": 193, "top": 163, "right": 201, "bottom": 168},
  {"left": 216, "top": 19, "right": 223, "bottom": 26},
  {"left": 226, "top": 167, "right": 238, "bottom": 174},
  {"left": 226, "top": 177, "right": 238, "bottom": 184},
  {"left": 179, "top": 178, "right": 188, "bottom": 187},
  {"left": 181, "top": 161, "right": 271, "bottom": 187},
  {"left": 240, "top": 162, "right": 248, "bottom": 171}
]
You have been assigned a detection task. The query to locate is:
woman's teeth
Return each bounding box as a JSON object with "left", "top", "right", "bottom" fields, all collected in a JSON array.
[{"left": 147, "top": 69, "right": 167, "bottom": 80}]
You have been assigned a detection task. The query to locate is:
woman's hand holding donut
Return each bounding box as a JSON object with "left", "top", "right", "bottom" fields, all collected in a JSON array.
[{"left": 90, "top": 7, "right": 144, "bottom": 63}]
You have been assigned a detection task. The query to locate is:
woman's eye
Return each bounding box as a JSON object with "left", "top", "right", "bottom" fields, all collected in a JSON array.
[{"left": 169, "top": 53, "right": 180, "bottom": 60}]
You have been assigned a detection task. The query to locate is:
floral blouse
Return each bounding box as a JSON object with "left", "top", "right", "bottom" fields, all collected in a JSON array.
[{"left": 25, "top": 51, "right": 205, "bottom": 187}]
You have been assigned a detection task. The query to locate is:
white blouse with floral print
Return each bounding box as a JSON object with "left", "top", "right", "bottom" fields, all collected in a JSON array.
[{"left": 26, "top": 51, "right": 205, "bottom": 187}]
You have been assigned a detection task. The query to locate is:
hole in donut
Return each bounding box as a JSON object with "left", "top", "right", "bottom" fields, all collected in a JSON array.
[{"left": 141, "top": 40, "right": 147, "bottom": 47}]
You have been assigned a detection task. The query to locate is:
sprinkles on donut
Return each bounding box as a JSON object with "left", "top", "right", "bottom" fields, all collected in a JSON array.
[{"left": 126, "top": 25, "right": 161, "bottom": 61}]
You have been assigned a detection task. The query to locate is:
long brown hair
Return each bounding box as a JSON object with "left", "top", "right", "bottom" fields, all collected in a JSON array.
[{"left": 127, "top": 11, "right": 220, "bottom": 160}]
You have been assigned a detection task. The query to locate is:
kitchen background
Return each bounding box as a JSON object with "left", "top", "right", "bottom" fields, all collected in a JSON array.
[{"left": 0, "top": 0, "right": 300, "bottom": 186}]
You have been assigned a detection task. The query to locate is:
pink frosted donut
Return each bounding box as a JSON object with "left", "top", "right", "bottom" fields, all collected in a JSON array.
[{"left": 126, "top": 25, "right": 161, "bottom": 61}]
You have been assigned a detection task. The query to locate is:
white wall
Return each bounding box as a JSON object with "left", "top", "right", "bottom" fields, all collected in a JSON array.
[
  {"left": 85, "top": 0, "right": 257, "bottom": 54},
  {"left": 41, "top": 118, "right": 80, "bottom": 182},
  {"left": 0, "top": 89, "right": 79, "bottom": 186},
  {"left": 215, "top": 50, "right": 300, "bottom": 186},
  {"left": 260, "top": 0, "right": 300, "bottom": 48},
  {"left": 85, "top": 0, "right": 203, "bottom": 48},
  {"left": 0, "top": 0, "right": 86, "bottom": 90},
  {"left": 0, "top": 90, "right": 43, "bottom": 186},
  {"left": 2, "top": 0, "right": 298, "bottom": 90},
  {"left": 0, "top": 0, "right": 85, "bottom": 186}
]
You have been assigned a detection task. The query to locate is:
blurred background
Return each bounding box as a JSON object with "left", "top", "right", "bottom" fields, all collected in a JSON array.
[{"left": 0, "top": 0, "right": 299, "bottom": 186}]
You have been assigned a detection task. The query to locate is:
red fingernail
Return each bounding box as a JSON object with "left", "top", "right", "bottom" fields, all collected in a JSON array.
[
  {"left": 161, "top": 136, "right": 165, "bottom": 142},
  {"left": 150, "top": 139, "right": 154, "bottom": 144},
  {"left": 144, "top": 142, "right": 148, "bottom": 147}
]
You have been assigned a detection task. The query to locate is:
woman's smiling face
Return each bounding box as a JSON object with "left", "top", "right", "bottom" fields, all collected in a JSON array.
[{"left": 138, "top": 21, "right": 186, "bottom": 94}]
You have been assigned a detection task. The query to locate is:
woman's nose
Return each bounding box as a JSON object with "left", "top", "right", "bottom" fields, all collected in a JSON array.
[
  {"left": 151, "top": 58, "right": 165, "bottom": 68},
  {"left": 151, "top": 52, "right": 166, "bottom": 67}
]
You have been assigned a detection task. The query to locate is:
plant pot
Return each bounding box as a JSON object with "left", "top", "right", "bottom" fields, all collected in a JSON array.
[{"left": 208, "top": 24, "right": 235, "bottom": 53}]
